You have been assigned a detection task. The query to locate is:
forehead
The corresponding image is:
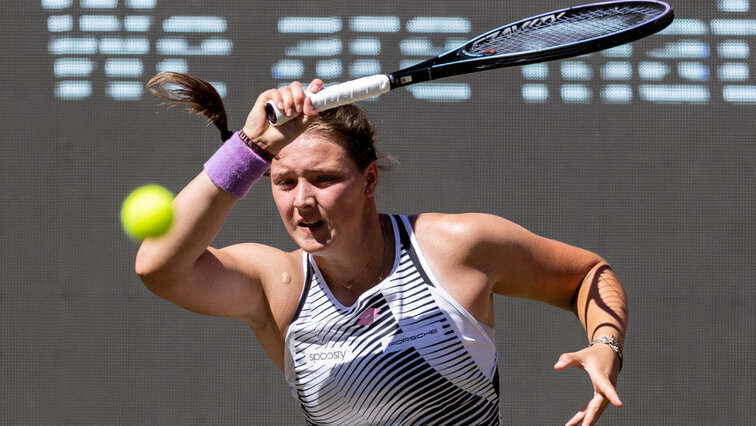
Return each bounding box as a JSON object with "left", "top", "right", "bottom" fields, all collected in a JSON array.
[{"left": 271, "top": 132, "right": 355, "bottom": 174}]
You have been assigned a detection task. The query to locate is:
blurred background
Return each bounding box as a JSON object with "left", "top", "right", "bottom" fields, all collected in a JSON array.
[{"left": 2, "top": 0, "right": 754, "bottom": 424}]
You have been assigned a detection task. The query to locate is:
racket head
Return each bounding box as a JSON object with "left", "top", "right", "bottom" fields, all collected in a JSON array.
[
  {"left": 460, "top": 1, "right": 673, "bottom": 66},
  {"left": 388, "top": 0, "right": 673, "bottom": 84}
]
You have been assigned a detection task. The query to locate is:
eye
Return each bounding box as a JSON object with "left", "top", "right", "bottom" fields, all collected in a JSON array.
[
  {"left": 315, "top": 175, "right": 340, "bottom": 186},
  {"left": 274, "top": 178, "right": 296, "bottom": 189}
]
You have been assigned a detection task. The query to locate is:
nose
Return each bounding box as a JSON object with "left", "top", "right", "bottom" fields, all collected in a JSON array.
[{"left": 293, "top": 180, "right": 316, "bottom": 210}]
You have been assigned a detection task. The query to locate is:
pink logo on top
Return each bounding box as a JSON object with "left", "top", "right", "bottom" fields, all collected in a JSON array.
[{"left": 357, "top": 308, "right": 381, "bottom": 326}]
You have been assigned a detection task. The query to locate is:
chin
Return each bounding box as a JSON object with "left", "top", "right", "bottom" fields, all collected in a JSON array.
[
  {"left": 287, "top": 222, "right": 339, "bottom": 255},
  {"left": 296, "top": 240, "right": 320, "bottom": 252},
  {"left": 292, "top": 234, "right": 330, "bottom": 254}
]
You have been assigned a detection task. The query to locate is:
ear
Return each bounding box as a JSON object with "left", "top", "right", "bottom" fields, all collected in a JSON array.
[{"left": 363, "top": 161, "right": 379, "bottom": 196}]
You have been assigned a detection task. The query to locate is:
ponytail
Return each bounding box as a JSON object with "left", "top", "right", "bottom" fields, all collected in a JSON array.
[{"left": 146, "top": 72, "right": 233, "bottom": 142}]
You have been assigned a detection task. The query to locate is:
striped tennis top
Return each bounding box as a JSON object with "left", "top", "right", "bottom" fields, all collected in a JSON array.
[{"left": 284, "top": 214, "right": 501, "bottom": 425}]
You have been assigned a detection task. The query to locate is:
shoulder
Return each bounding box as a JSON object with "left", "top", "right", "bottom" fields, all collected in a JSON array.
[
  {"left": 218, "top": 242, "right": 302, "bottom": 276},
  {"left": 221, "top": 243, "right": 305, "bottom": 309},
  {"left": 407, "top": 212, "right": 512, "bottom": 273},
  {"left": 406, "top": 213, "right": 513, "bottom": 324},
  {"left": 410, "top": 212, "right": 553, "bottom": 280},
  {"left": 411, "top": 212, "right": 526, "bottom": 250}
]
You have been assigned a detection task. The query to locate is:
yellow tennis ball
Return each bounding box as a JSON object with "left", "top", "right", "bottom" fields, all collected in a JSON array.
[{"left": 121, "top": 184, "right": 174, "bottom": 240}]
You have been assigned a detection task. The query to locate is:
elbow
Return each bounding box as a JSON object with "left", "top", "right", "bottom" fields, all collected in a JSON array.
[
  {"left": 134, "top": 243, "right": 158, "bottom": 279},
  {"left": 582, "top": 255, "right": 612, "bottom": 284},
  {"left": 570, "top": 259, "right": 626, "bottom": 309},
  {"left": 568, "top": 257, "right": 612, "bottom": 310},
  {"left": 588, "top": 253, "right": 610, "bottom": 270},
  {"left": 134, "top": 244, "right": 178, "bottom": 295}
]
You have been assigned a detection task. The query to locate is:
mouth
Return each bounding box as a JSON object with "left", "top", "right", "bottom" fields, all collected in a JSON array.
[{"left": 297, "top": 219, "right": 325, "bottom": 232}]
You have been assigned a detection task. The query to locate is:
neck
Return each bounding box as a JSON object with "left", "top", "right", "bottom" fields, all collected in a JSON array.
[{"left": 315, "top": 213, "right": 392, "bottom": 293}]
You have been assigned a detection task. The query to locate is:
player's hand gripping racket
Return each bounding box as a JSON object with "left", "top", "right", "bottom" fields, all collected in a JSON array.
[{"left": 267, "top": 0, "right": 673, "bottom": 125}]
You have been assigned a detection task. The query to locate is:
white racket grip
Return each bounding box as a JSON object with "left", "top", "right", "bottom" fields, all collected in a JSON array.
[{"left": 266, "top": 74, "right": 391, "bottom": 126}]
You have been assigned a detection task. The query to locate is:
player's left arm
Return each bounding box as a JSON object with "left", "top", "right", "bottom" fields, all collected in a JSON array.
[{"left": 452, "top": 212, "right": 628, "bottom": 425}]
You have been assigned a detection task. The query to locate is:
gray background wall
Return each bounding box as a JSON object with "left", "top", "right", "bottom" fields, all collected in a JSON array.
[{"left": 2, "top": 0, "right": 754, "bottom": 424}]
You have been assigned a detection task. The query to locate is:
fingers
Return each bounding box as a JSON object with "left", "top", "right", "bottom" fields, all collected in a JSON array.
[
  {"left": 307, "top": 78, "right": 324, "bottom": 93},
  {"left": 303, "top": 79, "right": 323, "bottom": 116},
  {"left": 594, "top": 372, "right": 622, "bottom": 407},
  {"left": 265, "top": 79, "right": 323, "bottom": 119},
  {"left": 565, "top": 393, "right": 610, "bottom": 426},
  {"left": 246, "top": 80, "right": 315, "bottom": 133},
  {"left": 554, "top": 352, "right": 581, "bottom": 371},
  {"left": 275, "top": 81, "right": 304, "bottom": 118},
  {"left": 565, "top": 401, "right": 588, "bottom": 426},
  {"left": 580, "top": 347, "right": 623, "bottom": 407},
  {"left": 555, "top": 348, "right": 623, "bottom": 424},
  {"left": 241, "top": 79, "right": 324, "bottom": 153}
]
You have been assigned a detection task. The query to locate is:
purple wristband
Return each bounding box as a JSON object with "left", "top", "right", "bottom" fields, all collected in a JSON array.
[{"left": 204, "top": 131, "right": 271, "bottom": 199}]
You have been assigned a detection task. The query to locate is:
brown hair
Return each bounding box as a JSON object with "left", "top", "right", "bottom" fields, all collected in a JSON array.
[
  {"left": 147, "top": 72, "right": 382, "bottom": 171},
  {"left": 307, "top": 105, "right": 377, "bottom": 171}
]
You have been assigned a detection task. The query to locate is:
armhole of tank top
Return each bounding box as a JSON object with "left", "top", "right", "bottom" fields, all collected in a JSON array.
[
  {"left": 396, "top": 214, "right": 496, "bottom": 348},
  {"left": 283, "top": 253, "right": 313, "bottom": 391},
  {"left": 290, "top": 252, "right": 313, "bottom": 324}
]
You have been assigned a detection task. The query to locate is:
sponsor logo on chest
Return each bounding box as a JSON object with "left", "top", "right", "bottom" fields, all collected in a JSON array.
[{"left": 302, "top": 323, "right": 446, "bottom": 368}]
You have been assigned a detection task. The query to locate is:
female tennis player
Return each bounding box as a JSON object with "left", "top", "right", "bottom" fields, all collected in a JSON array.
[{"left": 136, "top": 73, "right": 627, "bottom": 425}]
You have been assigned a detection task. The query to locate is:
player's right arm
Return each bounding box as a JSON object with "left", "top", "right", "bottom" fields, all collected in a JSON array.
[
  {"left": 134, "top": 79, "right": 321, "bottom": 323},
  {"left": 135, "top": 172, "right": 269, "bottom": 321}
]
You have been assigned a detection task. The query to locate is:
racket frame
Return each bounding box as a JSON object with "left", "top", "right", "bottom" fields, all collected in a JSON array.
[
  {"left": 388, "top": 0, "right": 674, "bottom": 89},
  {"left": 267, "top": 0, "right": 674, "bottom": 125}
]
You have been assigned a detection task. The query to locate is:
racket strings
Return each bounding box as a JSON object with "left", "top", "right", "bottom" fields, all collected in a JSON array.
[{"left": 469, "top": 5, "right": 665, "bottom": 54}]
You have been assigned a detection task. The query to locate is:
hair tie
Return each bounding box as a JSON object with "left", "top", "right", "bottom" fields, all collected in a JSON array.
[{"left": 220, "top": 129, "right": 234, "bottom": 142}]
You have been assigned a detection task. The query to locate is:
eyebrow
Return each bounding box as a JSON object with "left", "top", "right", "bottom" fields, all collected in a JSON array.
[{"left": 270, "top": 167, "right": 342, "bottom": 179}]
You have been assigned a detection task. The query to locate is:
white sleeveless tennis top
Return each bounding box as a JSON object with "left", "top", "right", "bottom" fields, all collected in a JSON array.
[{"left": 284, "top": 214, "right": 501, "bottom": 425}]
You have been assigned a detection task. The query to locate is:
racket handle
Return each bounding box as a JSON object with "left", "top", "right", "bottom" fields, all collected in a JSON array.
[{"left": 266, "top": 74, "right": 391, "bottom": 126}]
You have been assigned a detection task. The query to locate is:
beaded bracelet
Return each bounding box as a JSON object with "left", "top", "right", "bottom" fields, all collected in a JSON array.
[
  {"left": 590, "top": 335, "right": 623, "bottom": 371},
  {"left": 239, "top": 129, "right": 275, "bottom": 162}
]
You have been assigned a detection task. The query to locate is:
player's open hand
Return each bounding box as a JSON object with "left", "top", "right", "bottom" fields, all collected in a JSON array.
[{"left": 554, "top": 344, "right": 622, "bottom": 425}]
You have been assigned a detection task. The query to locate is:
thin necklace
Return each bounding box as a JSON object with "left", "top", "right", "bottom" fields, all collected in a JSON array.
[{"left": 339, "top": 220, "right": 388, "bottom": 291}]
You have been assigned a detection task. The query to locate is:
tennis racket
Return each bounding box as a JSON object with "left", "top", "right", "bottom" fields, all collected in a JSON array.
[{"left": 267, "top": 0, "right": 673, "bottom": 125}]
